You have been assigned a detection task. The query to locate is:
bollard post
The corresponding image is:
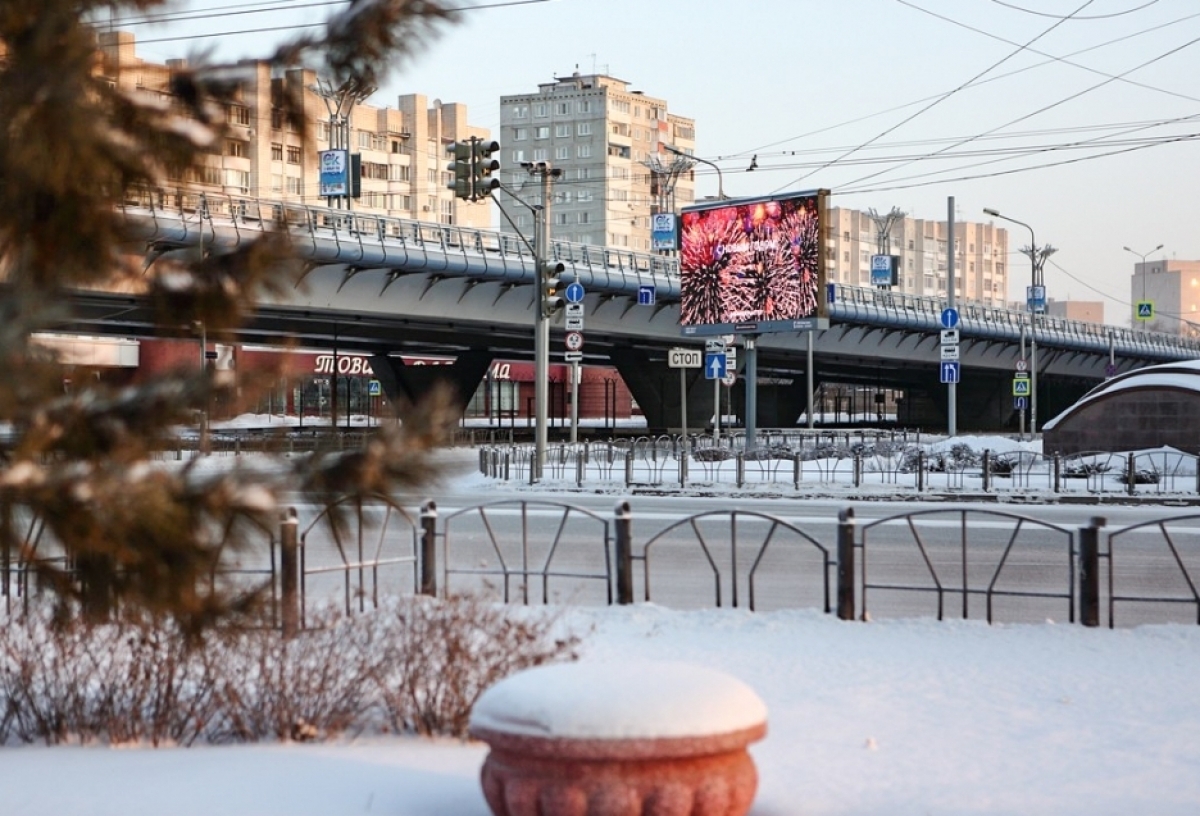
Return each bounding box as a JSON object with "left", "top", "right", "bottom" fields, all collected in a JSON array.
[
  {"left": 279, "top": 508, "right": 300, "bottom": 639},
  {"left": 420, "top": 500, "right": 438, "bottom": 597},
  {"left": 1078, "top": 516, "right": 1105, "bottom": 627},
  {"left": 917, "top": 450, "right": 926, "bottom": 492},
  {"left": 982, "top": 450, "right": 991, "bottom": 493},
  {"left": 624, "top": 449, "right": 634, "bottom": 487},
  {"left": 836, "top": 507, "right": 856, "bottom": 621},
  {"left": 853, "top": 451, "right": 862, "bottom": 488},
  {"left": 1126, "top": 451, "right": 1136, "bottom": 496},
  {"left": 613, "top": 500, "right": 634, "bottom": 605},
  {"left": 736, "top": 451, "right": 745, "bottom": 488},
  {"left": 575, "top": 451, "right": 584, "bottom": 488},
  {"left": 1053, "top": 453, "right": 1061, "bottom": 493},
  {"left": 793, "top": 452, "right": 802, "bottom": 490},
  {"left": 504, "top": 451, "right": 510, "bottom": 482}
]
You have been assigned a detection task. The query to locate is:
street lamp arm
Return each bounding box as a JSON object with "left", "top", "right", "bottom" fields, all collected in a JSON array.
[{"left": 664, "top": 144, "right": 728, "bottom": 200}]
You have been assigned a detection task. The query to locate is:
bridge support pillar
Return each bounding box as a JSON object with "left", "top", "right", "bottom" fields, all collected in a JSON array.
[{"left": 370, "top": 350, "right": 495, "bottom": 416}]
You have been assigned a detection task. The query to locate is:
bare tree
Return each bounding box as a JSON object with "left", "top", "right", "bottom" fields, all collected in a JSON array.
[{"left": 0, "top": 0, "right": 459, "bottom": 633}]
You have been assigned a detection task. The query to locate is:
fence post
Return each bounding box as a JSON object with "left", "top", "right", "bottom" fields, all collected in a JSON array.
[
  {"left": 736, "top": 451, "right": 745, "bottom": 488},
  {"left": 420, "top": 500, "right": 438, "bottom": 597},
  {"left": 917, "top": 450, "right": 926, "bottom": 492},
  {"left": 981, "top": 449, "right": 991, "bottom": 493},
  {"left": 613, "top": 500, "right": 634, "bottom": 605},
  {"left": 575, "top": 450, "right": 585, "bottom": 488},
  {"left": 1079, "top": 516, "right": 1105, "bottom": 627},
  {"left": 1126, "top": 451, "right": 1136, "bottom": 496},
  {"left": 793, "top": 452, "right": 801, "bottom": 490},
  {"left": 853, "top": 451, "right": 862, "bottom": 488},
  {"left": 836, "top": 507, "right": 856, "bottom": 621},
  {"left": 624, "top": 449, "right": 634, "bottom": 487},
  {"left": 279, "top": 507, "right": 299, "bottom": 639}
]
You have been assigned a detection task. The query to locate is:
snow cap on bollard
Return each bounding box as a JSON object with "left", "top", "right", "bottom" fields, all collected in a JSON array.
[{"left": 469, "top": 660, "right": 767, "bottom": 816}]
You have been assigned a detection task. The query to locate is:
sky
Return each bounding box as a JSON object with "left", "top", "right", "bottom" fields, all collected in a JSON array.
[{"left": 123, "top": 0, "right": 1200, "bottom": 328}]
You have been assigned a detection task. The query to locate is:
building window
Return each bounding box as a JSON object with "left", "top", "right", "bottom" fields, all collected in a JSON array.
[
  {"left": 555, "top": 146, "right": 570, "bottom": 160},
  {"left": 534, "top": 103, "right": 548, "bottom": 117},
  {"left": 271, "top": 108, "right": 284, "bottom": 130},
  {"left": 286, "top": 176, "right": 303, "bottom": 195},
  {"left": 389, "top": 164, "right": 410, "bottom": 181},
  {"left": 555, "top": 124, "right": 571, "bottom": 138},
  {"left": 555, "top": 102, "right": 570, "bottom": 115},
  {"left": 227, "top": 105, "right": 250, "bottom": 126},
  {"left": 554, "top": 212, "right": 569, "bottom": 226},
  {"left": 577, "top": 122, "right": 592, "bottom": 136},
  {"left": 578, "top": 211, "right": 590, "bottom": 225},
  {"left": 512, "top": 104, "right": 528, "bottom": 119},
  {"left": 534, "top": 126, "right": 550, "bottom": 139},
  {"left": 271, "top": 143, "right": 283, "bottom": 161},
  {"left": 226, "top": 140, "right": 247, "bottom": 158},
  {"left": 514, "top": 127, "right": 528, "bottom": 141},
  {"left": 358, "top": 131, "right": 372, "bottom": 148},
  {"left": 578, "top": 100, "right": 591, "bottom": 114},
  {"left": 577, "top": 189, "right": 593, "bottom": 202},
  {"left": 512, "top": 149, "right": 526, "bottom": 163},
  {"left": 286, "top": 146, "right": 302, "bottom": 164},
  {"left": 577, "top": 167, "right": 592, "bottom": 180},
  {"left": 577, "top": 144, "right": 591, "bottom": 158},
  {"left": 532, "top": 148, "right": 547, "bottom": 161},
  {"left": 224, "top": 169, "right": 250, "bottom": 193}
]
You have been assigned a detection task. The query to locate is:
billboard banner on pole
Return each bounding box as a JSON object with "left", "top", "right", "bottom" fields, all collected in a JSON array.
[
  {"left": 678, "top": 190, "right": 829, "bottom": 336},
  {"left": 318, "top": 149, "right": 349, "bottom": 197}
]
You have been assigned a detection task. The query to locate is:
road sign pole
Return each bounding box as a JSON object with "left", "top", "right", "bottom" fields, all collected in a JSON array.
[
  {"left": 947, "top": 196, "right": 957, "bottom": 438},
  {"left": 745, "top": 336, "right": 757, "bottom": 455},
  {"left": 714, "top": 373, "right": 721, "bottom": 445},
  {"left": 807, "top": 329, "right": 815, "bottom": 430},
  {"left": 680, "top": 367, "right": 688, "bottom": 440},
  {"left": 570, "top": 360, "right": 580, "bottom": 444}
]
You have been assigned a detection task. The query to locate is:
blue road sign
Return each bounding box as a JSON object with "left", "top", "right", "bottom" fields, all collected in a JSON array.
[
  {"left": 941, "top": 307, "right": 959, "bottom": 329},
  {"left": 637, "top": 284, "right": 656, "bottom": 306},
  {"left": 1105, "top": 362, "right": 1118, "bottom": 378},
  {"left": 940, "top": 361, "right": 960, "bottom": 384},
  {"left": 1012, "top": 378, "right": 1031, "bottom": 396},
  {"left": 368, "top": 379, "right": 382, "bottom": 397},
  {"left": 826, "top": 283, "right": 837, "bottom": 304},
  {"left": 564, "top": 282, "right": 585, "bottom": 304},
  {"left": 1136, "top": 301, "right": 1154, "bottom": 320},
  {"left": 1013, "top": 396, "right": 1028, "bottom": 410},
  {"left": 704, "top": 352, "right": 727, "bottom": 380}
]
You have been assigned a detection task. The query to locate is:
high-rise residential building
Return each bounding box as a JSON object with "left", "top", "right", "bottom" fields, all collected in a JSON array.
[
  {"left": 498, "top": 73, "right": 696, "bottom": 251},
  {"left": 95, "top": 30, "right": 493, "bottom": 229},
  {"left": 1046, "top": 299, "right": 1105, "bottom": 324},
  {"left": 826, "top": 208, "right": 1010, "bottom": 306},
  {"left": 1131, "top": 258, "right": 1200, "bottom": 335}
]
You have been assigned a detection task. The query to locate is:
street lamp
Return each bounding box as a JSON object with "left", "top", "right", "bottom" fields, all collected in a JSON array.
[
  {"left": 1123, "top": 244, "right": 1163, "bottom": 331},
  {"left": 983, "top": 207, "right": 1056, "bottom": 438},
  {"left": 663, "top": 144, "right": 728, "bottom": 200}
]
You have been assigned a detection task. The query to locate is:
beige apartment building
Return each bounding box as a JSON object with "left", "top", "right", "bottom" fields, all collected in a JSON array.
[
  {"left": 96, "top": 30, "right": 493, "bottom": 230},
  {"left": 498, "top": 73, "right": 696, "bottom": 251},
  {"left": 1131, "top": 258, "right": 1200, "bottom": 335},
  {"left": 826, "top": 207, "right": 1010, "bottom": 306},
  {"left": 1046, "top": 299, "right": 1105, "bottom": 324}
]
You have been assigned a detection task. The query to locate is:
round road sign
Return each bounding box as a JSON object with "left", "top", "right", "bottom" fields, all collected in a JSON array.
[
  {"left": 564, "top": 331, "right": 584, "bottom": 351},
  {"left": 721, "top": 372, "right": 737, "bottom": 387},
  {"left": 1015, "top": 359, "right": 1028, "bottom": 372}
]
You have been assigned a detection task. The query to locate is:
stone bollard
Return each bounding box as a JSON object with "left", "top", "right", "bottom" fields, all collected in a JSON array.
[{"left": 470, "top": 660, "right": 767, "bottom": 816}]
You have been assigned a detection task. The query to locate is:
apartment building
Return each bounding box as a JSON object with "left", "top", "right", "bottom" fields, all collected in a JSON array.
[
  {"left": 498, "top": 73, "right": 696, "bottom": 251},
  {"left": 1131, "top": 258, "right": 1200, "bottom": 335},
  {"left": 96, "top": 30, "right": 493, "bottom": 229},
  {"left": 1046, "top": 299, "right": 1105, "bottom": 324},
  {"left": 827, "top": 207, "right": 1009, "bottom": 306}
]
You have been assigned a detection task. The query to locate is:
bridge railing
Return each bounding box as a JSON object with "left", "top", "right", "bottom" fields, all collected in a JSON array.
[{"left": 121, "top": 188, "right": 1200, "bottom": 358}]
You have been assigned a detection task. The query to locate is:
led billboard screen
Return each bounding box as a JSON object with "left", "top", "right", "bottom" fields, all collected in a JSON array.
[{"left": 679, "top": 190, "right": 827, "bottom": 336}]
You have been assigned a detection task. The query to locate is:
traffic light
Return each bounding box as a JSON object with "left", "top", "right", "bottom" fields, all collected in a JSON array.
[
  {"left": 447, "top": 141, "right": 473, "bottom": 200},
  {"left": 473, "top": 139, "right": 501, "bottom": 200},
  {"left": 540, "top": 260, "right": 566, "bottom": 317}
]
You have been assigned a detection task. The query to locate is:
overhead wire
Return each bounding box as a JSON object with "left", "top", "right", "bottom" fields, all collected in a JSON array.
[
  {"left": 769, "top": 0, "right": 1099, "bottom": 193},
  {"left": 990, "top": 0, "right": 1161, "bottom": 20}
]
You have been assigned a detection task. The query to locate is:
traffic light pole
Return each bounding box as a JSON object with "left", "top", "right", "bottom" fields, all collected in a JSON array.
[{"left": 530, "top": 164, "right": 557, "bottom": 480}]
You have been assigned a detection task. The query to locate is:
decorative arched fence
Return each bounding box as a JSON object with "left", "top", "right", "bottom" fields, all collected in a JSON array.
[{"left": 4, "top": 498, "right": 1199, "bottom": 631}]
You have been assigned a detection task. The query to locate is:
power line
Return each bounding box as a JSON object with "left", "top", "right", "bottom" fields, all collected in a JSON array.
[
  {"left": 990, "top": 0, "right": 1161, "bottom": 20},
  {"left": 770, "top": 0, "right": 1098, "bottom": 193}
]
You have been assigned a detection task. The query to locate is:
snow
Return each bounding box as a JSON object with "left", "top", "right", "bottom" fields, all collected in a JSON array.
[
  {"left": 4, "top": 439, "right": 1200, "bottom": 814},
  {"left": 469, "top": 659, "right": 767, "bottom": 739}
]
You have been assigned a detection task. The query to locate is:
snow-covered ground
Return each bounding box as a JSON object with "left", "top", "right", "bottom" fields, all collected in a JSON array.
[{"left": 4, "top": 430, "right": 1199, "bottom": 815}]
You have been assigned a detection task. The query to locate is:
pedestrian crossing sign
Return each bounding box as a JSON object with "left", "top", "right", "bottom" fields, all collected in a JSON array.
[
  {"left": 1012, "top": 378, "right": 1031, "bottom": 397},
  {"left": 1136, "top": 301, "right": 1154, "bottom": 320}
]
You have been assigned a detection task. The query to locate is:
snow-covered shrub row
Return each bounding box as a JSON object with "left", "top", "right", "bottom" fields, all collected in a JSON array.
[{"left": 0, "top": 596, "right": 579, "bottom": 746}]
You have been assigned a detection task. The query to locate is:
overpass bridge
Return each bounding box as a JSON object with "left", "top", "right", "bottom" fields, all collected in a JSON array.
[{"left": 86, "top": 189, "right": 1200, "bottom": 430}]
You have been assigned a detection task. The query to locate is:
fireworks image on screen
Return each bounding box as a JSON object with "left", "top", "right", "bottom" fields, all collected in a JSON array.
[{"left": 679, "top": 194, "right": 820, "bottom": 328}]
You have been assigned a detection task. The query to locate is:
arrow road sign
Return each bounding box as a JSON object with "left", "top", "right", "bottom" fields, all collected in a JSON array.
[
  {"left": 637, "top": 285, "right": 656, "bottom": 306},
  {"left": 565, "top": 282, "right": 585, "bottom": 304},
  {"left": 940, "top": 361, "right": 960, "bottom": 384},
  {"left": 941, "top": 307, "right": 960, "bottom": 329},
  {"left": 1014, "top": 396, "right": 1028, "bottom": 410},
  {"left": 704, "top": 352, "right": 727, "bottom": 380}
]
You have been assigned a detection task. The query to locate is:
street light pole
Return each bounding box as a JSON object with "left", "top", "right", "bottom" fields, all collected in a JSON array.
[
  {"left": 663, "top": 145, "right": 728, "bottom": 200},
  {"left": 1123, "top": 244, "right": 1163, "bottom": 331},
  {"left": 983, "top": 208, "right": 1055, "bottom": 437}
]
